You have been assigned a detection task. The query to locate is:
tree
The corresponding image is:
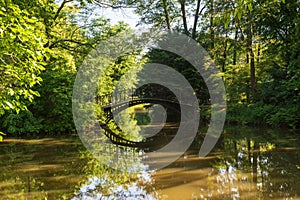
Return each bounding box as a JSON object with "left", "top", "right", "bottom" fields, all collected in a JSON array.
[
  {"left": 93, "top": 0, "right": 208, "bottom": 38},
  {"left": 1, "top": 0, "right": 142, "bottom": 135},
  {"left": 0, "top": 0, "right": 47, "bottom": 115}
]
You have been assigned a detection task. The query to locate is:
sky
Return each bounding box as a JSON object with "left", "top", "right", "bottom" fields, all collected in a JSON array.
[
  {"left": 94, "top": 7, "right": 140, "bottom": 28},
  {"left": 55, "top": 0, "right": 140, "bottom": 28}
]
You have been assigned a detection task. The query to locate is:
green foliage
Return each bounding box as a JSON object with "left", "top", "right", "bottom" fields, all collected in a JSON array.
[
  {"left": 2, "top": 110, "right": 42, "bottom": 135},
  {"left": 29, "top": 52, "right": 77, "bottom": 134},
  {"left": 0, "top": 0, "right": 132, "bottom": 135},
  {"left": 0, "top": 132, "right": 5, "bottom": 142},
  {"left": 147, "top": 49, "right": 209, "bottom": 104},
  {"left": 227, "top": 103, "right": 300, "bottom": 128},
  {"left": 266, "top": 105, "right": 300, "bottom": 129},
  {"left": 133, "top": 105, "right": 151, "bottom": 125},
  {"left": 224, "top": 64, "right": 250, "bottom": 103},
  {"left": 227, "top": 103, "right": 276, "bottom": 126},
  {"left": 1, "top": 0, "right": 299, "bottom": 136},
  {"left": 0, "top": 0, "right": 47, "bottom": 114},
  {"left": 113, "top": 107, "right": 142, "bottom": 141}
]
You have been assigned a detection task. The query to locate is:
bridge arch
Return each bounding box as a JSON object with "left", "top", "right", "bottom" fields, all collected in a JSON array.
[{"left": 98, "top": 96, "right": 197, "bottom": 149}]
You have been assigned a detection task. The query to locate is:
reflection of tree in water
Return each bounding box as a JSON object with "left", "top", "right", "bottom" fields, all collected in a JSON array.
[
  {"left": 73, "top": 147, "right": 158, "bottom": 199},
  {"left": 75, "top": 91, "right": 174, "bottom": 199},
  {"left": 0, "top": 139, "right": 78, "bottom": 199},
  {"left": 202, "top": 132, "right": 300, "bottom": 199},
  {"left": 0, "top": 175, "right": 48, "bottom": 200}
]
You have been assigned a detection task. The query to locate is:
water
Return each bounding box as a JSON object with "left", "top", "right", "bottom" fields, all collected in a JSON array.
[
  {"left": 153, "top": 127, "right": 300, "bottom": 199},
  {"left": 0, "top": 127, "right": 299, "bottom": 199},
  {"left": 0, "top": 137, "right": 86, "bottom": 199}
]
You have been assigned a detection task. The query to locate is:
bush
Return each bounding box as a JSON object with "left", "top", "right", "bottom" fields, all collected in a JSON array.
[
  {"left": 266, "top": 104, "right": 300, "bottom": 128},
  {"left": 1, "top": 111, "right": 42, "bottom": 136},
  {"left": 226, "top": 102, "right": 300, "bottom": 128}
]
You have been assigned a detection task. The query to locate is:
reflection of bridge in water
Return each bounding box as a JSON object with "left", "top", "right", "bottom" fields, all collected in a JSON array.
[{"left": 96, "top": 89, "right": 198, "bottom": 149}]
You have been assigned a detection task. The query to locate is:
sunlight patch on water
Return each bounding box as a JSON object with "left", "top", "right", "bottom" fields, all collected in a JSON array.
[{"left": 72, "top": 168, "right": 158, "bottom": 200}]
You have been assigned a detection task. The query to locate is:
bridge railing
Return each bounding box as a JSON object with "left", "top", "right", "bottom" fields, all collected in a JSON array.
[
  {"left": 96, "top": 88, "right": 138, "bottom": 106},
  {"left": 96, "top": 87, "right": 196, "bottom": 107}
]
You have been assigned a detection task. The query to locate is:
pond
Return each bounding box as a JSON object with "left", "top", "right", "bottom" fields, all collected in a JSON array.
[{"left": 0, "top": 126, "right": 299, "bottom": 199}]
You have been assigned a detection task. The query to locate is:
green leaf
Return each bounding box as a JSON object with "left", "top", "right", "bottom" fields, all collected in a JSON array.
[
  {"left": 236, "top": 9, "right": 243, "bottom": 20},
  {"left": 5, "top": 101, "right": 14, "bottom": 109},
  {"left": 247, "top": 3, "right": 253, "bottom": 11},
  {"left": 0, "top": 131, "right": 5, "bottom": 142}
]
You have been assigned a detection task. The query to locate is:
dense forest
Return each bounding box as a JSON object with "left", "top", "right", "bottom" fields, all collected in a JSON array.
[{"left": 0, "top": 0, "right": 299, "bottom": 139}]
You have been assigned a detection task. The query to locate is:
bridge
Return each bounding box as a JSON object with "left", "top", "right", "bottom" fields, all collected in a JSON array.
[{"left": 96, "top": 88, "right": 199, "bottom": 149}]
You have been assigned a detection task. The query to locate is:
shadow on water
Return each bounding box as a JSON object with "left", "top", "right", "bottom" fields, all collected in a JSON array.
[
  {"left": 153, "top": 126, "right": 300, "bottom": 200},
  {"left": 0, "top": 126, "right": 299, "bottom": 199},
  {"left": 0, "top": 136, "right": 88, "bottom": 199}
]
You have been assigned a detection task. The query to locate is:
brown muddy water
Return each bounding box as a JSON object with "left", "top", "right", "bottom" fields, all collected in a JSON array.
[{"left": 0, "top": 127, "right": 299, "bottom": 200}]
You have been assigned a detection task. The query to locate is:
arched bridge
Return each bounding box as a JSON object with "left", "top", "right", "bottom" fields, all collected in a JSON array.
[{"left": 96, "top": 89, "right": 198, "bottom": 149}]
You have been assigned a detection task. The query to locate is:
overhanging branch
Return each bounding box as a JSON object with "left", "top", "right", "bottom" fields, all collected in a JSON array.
[{"left": 93, "top": 0, "right": 137, "bottom": 9}]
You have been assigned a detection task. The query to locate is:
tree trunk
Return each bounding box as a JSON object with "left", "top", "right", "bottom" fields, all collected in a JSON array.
[
  {"left": 222, "top": 33, "right": 228, "bottom": 73},
  {"left": 192, "top": 0, "right": 201, "bottom": 39},
  {"left": 257, "top": 42, "right": 261, "bottom": 63},
  {"left": 247, "top": 7, "right": 256, "bottom": 97},
  {"left": 252, "top": 142, "right": 259, "bottom": 183},
  {"left": 233, "top": 20, "right": 239, "bottom": 65},
  {"left": 179, "top": 0, "right": 188, "bottom": 35},
  {"left": 162, "top": 0, "right": 171, "bottom": 30},
  {"left": 247, "top": 139, "right": 251, "bottom": 165},
  {"left": 209, "top": 0, "right": 215, "bottom": 50},
  {"left": 257, "top": 26, "right": 261, "bottom": 64}
]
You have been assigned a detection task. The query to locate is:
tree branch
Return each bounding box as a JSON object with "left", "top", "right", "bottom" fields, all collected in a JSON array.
[
  {"left": 49, "top": 39, "right": 93, "bottom": 49},
  {"left": 53, "top": 0, "right": 72, "bottom": 22},
  {"left": 93, "top": 0, "right": 137, "bottom": 9}
]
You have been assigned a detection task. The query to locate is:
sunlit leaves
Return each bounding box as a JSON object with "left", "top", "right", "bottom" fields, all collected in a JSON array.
[
  {"left": 0, "top": 131, "right": 5, "bottom": 142},
  {"left": 0, "top": 1, "right": 48, "bottom": 114}
]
